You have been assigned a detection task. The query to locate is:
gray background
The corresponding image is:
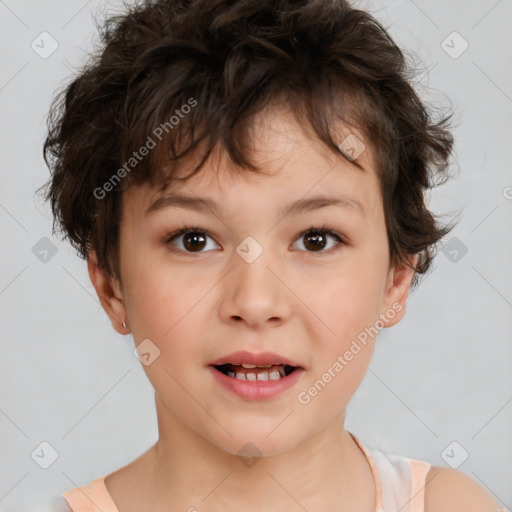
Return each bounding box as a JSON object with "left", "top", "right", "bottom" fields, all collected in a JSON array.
[{"left": 1, "top": 0, "right": 511, "bottom": 510}]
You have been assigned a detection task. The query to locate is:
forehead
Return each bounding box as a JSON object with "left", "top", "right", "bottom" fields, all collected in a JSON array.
[{"left": 123, "top": 104, "right": 381, "bottom": 219}]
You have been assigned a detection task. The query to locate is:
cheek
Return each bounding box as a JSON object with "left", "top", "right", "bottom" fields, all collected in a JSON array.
[
  {"left": 125, "top": 253, "right": 212, "bottom": 342},
  {"left": 126, "top": 264, "right": 208, "bottom": 395},
  {"left": 307, "top": 260, "right": 387, "bottom": 347},
  {"left": 305, "top": 248, "right": 388, "bottom": 404}
]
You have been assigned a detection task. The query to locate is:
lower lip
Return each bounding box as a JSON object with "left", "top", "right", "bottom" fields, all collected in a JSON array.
[{"left": 208, "top": 366, "right": 304, "bottom": 400}]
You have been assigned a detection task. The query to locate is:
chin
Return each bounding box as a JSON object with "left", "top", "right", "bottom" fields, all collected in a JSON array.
[{"left": 204, "top": 418, "right": 304, "bottom": 459}]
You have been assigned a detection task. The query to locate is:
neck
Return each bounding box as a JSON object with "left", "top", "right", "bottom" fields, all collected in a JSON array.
[{"left": 144, "top": 394, "right": 375, "bottom": 511}]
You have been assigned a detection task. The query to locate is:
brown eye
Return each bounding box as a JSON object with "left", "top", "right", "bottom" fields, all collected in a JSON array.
[
  {"left": 167, "top": 229, "right": 219, "bottom": 253},
  {"left": 293, "top": 228, "right": 345, "bottom": 253},
  {"left": 303, "top": 231, "right": 327, "bottom": 251},
  {"left": 182, "top": 231, "right": 207, "bottom": 251}
]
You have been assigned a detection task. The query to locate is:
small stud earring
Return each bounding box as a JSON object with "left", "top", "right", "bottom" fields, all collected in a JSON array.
[{"left": 122, "top": 321, "right": 128, "bottom": 330}]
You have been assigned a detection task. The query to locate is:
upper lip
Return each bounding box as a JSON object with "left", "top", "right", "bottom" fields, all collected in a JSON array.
[{"left": 208, "top": 350, "right": 304, "bottom": 368}]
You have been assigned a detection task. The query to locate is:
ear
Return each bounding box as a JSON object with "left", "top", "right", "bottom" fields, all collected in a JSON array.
[
  {"left": 379, "top": 253, "right": 419, "bottom": 328},
  {"left": 87, "top": 249, "right": 130, "bottom": 335}
]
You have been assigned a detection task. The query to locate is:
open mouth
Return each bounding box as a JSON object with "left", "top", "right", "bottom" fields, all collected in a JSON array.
[{"left": 213, "top": 363, "right": 297, "bottom": 381}]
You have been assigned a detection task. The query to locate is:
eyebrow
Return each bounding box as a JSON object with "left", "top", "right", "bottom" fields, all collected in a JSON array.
[{"left": 145, "top": 193, "right": 365, "bottom": 218}]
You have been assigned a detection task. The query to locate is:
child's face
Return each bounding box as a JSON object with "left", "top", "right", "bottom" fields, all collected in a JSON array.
[{"left": 93, "top": 104, "right": 415, "bottom": 456}]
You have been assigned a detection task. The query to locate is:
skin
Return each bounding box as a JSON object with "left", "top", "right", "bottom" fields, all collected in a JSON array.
[{"left": 87, "top": 103, "right": 500, "bottom": 512}]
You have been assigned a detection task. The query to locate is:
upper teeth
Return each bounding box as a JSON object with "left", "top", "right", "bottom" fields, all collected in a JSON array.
[
  {"left": 227, "top": 368, "right": 285, "bottom": 380},
  {"left": 240, "top": 363, "right": 273, "bottom": 368},
  {"left": 218, "top": 362, "right": 293, "bottom": 381}
]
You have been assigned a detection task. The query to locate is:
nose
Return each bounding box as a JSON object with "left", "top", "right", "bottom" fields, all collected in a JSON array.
[{"left": 218, "top": 248, "right": 292, "bottom": 329}]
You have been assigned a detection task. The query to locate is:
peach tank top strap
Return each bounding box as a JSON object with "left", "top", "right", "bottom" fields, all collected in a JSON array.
[
  {"left": 406, "top": 459, "right": 431, "bottom": 512},
  {"left": 349, "top": 432, "right": 385, "bottom": 511},
  {"left": 62, "top": 476, "right": 119, "bottom": 512},
  {"left": 350, "top": 431, "right": 435, "bottom": 512}
]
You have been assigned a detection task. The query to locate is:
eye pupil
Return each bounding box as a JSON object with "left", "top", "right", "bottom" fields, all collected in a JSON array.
[
  {"left": 184, "top": 232, "right": 206, "bottom": 251},
  {"left": 304, "top": 232, "right": 326, "bottom": 251}
]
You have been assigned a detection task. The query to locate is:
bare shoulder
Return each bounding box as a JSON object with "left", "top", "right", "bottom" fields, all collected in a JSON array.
[{"left": 424, "top": 466, "right": 503, "bottom": 512}]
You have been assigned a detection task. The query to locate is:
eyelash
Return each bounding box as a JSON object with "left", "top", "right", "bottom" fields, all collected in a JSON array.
[{"left": 164, "top": 224, "right": 347, "bottom": 256}]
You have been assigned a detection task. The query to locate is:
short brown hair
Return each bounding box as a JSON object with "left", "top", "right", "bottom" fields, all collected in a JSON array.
[{"left": 39, "top": 0, "right": 455, "bottom": 288}]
